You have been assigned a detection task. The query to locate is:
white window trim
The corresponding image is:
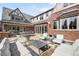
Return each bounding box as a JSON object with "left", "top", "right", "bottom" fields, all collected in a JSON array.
[{"left": 52, "top": 16, "right": 78, "bottom": 31}]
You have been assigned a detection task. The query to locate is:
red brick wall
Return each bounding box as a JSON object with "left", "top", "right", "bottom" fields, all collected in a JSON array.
[
  {"left": 48, "top": 4, "right": 79, "bottom": 41},
  {"left": 47, "top": 23, "right": 52, "bottom": 35},
  {"left": 24, "top": 26, "right": 34, "bottom": 32},
  {"left": 0, "top": 32, "right": 9, "bottom": 39},
  {"left": 52, "top": 30, "right": 79, "bottom": 41}
]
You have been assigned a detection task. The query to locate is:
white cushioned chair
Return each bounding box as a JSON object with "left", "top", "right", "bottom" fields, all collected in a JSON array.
[
  {"left": 51, "top": 39, "right": 79, "bottom": 56},
  {"left": 52, "top": 43, "right": 73, "bottom": 56},
  {"left": 72, "top": 39, "right": 79, "bottom": 56},
  {"left": 53, "top": 34, "right": 64, "bottom": 44},
  {"left": 16, "top": 41, "right": 32, "bottom": 56},
  {"left": 40, "top": 32, "right": 48, "bottom": 40}
]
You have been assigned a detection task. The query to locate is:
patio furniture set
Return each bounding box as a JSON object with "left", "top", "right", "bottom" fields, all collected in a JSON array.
[{"left": 0, "top": 33, "right": 79, "bottom": 56}]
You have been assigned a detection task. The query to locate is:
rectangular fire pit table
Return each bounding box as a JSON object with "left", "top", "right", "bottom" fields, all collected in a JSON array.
[{"left": 31, "top": 40, "right": 50, "bottom": 55}]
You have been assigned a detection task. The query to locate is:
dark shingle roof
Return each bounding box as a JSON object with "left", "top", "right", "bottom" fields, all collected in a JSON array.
[{"left": 31, "top": 8, "right": 54, "bottom": 19}]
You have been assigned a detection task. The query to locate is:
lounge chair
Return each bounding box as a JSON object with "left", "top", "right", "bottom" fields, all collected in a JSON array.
[
  {"left": 47, "top": 35, "right": 55, "bottom": 42},
  {"left": 39, "top": 33, "right": 48, "bottom": 40},
  {"left": 0, "top": 37, "right": 11, "bottom": 56},
  {"left": 0, "top": 38, "right": 6, "bottom": 49},
  {"left": 52, "top": 34, "right": 64, "bottom": 44},
  {"left": 51, "top": 43, "right": 73, "bottom": 56},
  {"left": 16, "top": 41, "right": 32, "bottom": 56},
  {"left": 72, "top": 39, "right": 79, "bottom": 56},
  {"left": 51, "top": 39, "right": 79, "bottom": 56}
]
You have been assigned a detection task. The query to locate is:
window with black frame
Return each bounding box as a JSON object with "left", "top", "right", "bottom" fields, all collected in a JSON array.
[
  {"left": 37, "top": 27, "right": 39, "bottom": 33},
  {"left": 73, "top": 18, "right": 77, "bottom": 29},
  {"left": 35, "top": 27, "right": 37, "bottom": 33},
  {"left": 38, "top": 26, "right": 39, "bottom": 33},
  {"left": 64, "top": 3, "right": 69, "bottom": 7},
  {"left": 40, "top": 16, "right": 43, "bottom": 20},
  {"left": 42, "top": 26, "right": 44, "bottom": 34},
  {"left": 11, "top": 15, "right": 23, "bottom": 22},
  {"left": 45, "top": 26, "right": 47, "bottom": 33},
  {"left": 46, "top": 13, "right": 48, "bottom": 17},
  {"left": 53, "top": 21, "right": 57, "bottom": 29},
  {"left": 69, "top": 21, "right": 73, "bottom": 29},
  {"left": 39, "top": 26, "right": 41, "bottom": 33},
  {"left": 13, "top": 27, "right": 15, "bottom": 30},
  {"left": 0, "top": 28, "right": 2, "bottom": 31},
  {"left": 62, "top": 20, "right": 67, "bottom": 29},
  {"left": 69, "top": 18, "right": 77, "bottom": 29},
  {"left": 11, "top": 15, "right": 14, "bottom": 20}
]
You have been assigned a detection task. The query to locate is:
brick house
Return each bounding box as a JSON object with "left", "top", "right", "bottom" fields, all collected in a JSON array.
[{"left": 0, "top": 3, "right": 79, "bottom": 41}]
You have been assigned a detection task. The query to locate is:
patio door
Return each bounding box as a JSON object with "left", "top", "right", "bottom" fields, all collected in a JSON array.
[{"left": 17, "top": 26, "right": 20, "bottom": 32}]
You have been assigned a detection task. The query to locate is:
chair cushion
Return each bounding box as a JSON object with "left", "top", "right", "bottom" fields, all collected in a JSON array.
[
  {"left": 72, "top": 39, "right": 79, "bottom": 56},
  {"left": 53, "top": 34, "right": 64, "bottom": 44},
  {"left": 52, "top": 43, "right": 73, "bottom": 56},
  {"left": 16, "top": 41, "right": 32, "bottom": 56},
  {"left": 56, "top": 34, "right": 64, "bottom": 39},
  {"left": 73, "top": 39, "right": 79, "bottom": 51}
]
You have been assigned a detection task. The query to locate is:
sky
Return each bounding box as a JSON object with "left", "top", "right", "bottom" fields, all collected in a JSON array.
[{"left": 0, "top": 3, "right": 56, "bottom": 20}]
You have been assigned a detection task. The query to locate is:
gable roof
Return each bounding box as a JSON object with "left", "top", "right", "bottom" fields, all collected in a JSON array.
[
  {"left": 9, "top": 8, "right": 24, "bottom": 17},
  {"left": 1, "top": 7, "right": 34, "bottom": 23},
  {"left": 31, "top": 7, "right": 54, "bottom": 19}
]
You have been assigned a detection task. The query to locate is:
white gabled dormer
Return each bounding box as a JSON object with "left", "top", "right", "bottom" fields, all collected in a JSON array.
[{"left": 9, "top": 8, "right": 25, "bottom": 21}]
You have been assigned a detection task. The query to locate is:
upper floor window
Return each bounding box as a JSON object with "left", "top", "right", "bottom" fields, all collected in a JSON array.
[
  {"left": 37, "top": 17, "right": 38, "bottom": 20},
  {"left": 11, "top": 15, "right": 23, "bottom": 21},
  {"left": 46, "top": 13, "right": 48, "bottom": 17},
  {"left": 16, "top": 18, "right": 20, "bottom": 21},
  {"left": 21, "top": 17, "right": 23, "bottom": 20},
  {"left": 64, "top": 3, "right": 69, "bottom": 7},
  {"left": 11, "top": 15, "right": 14, "bottom": 20},
  {"left": 40, "top": 16, "right": 43, "bottom": 20},
  {"left": 32, "top": 19, "right": 34, "bottom": 21},
  {"left": 34, "top": 18, "right": 37, "bottom": 21},
  {"left": 69, "top": 3, "right": 74, "bottom": 5}
]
